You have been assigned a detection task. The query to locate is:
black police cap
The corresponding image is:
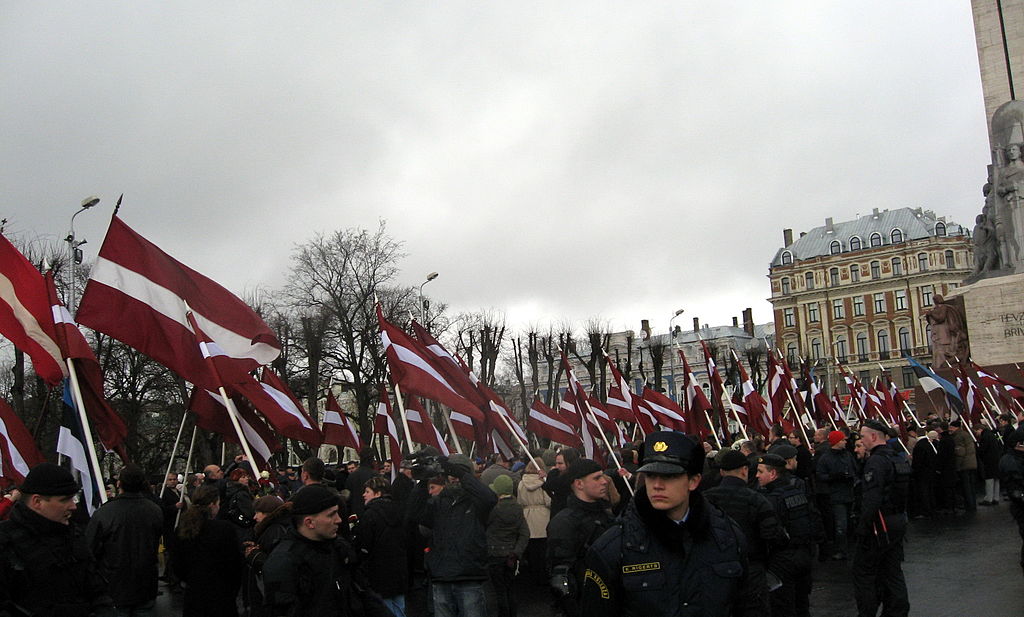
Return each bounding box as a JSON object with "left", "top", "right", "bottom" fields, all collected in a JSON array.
[
  {"left": 756, "top": 453, "right": 786, "bottom": 469},
  {"left": 717, "top": 449, "right": 749, "bottom": 471},
  {"left": 861, "top": 419, "right": 892, "bottom": 436},
  {"left": 637, "top": 430, "right": 703, "bottom": 475},
  {"left": 769, "top": 444, "right": 798, "bottom": 460},
  {"left": 20, "top": 462, "right": 79, "bottom": 496}
]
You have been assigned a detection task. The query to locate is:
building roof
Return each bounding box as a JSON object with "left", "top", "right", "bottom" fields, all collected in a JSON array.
[{"left": 770, "top": 207, "right": 968, "bottom": 268}]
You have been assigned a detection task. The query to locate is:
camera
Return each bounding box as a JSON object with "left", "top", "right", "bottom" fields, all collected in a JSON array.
[{"left": 406, "top": 451, "right": 443, "bottom": 480}]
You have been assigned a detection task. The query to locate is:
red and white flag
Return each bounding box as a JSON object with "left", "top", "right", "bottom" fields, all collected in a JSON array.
[
  {"left": 0, "top": 398, "right": 44, "bottom": 485},
  {"left": 322, "top": 390, "right": 363, "bottom": 451},
  {"left": 639, "top": 386, "right": 688, "bottom": 432},
  {"left": 558, "top": 355, "right": 597, "bottom": 460},
  {"left": 679, "top": 350, "right": 713, "bottom": 438},
  {"left": 405, "top": 397, "right": 451, "bottom": 456},
  {"left": 76, "top": 216, "right": 281, "bottom": 392},
  {"left": 45, "top": 273, "right": 129, "bottom": 456},
  {"left": 188, "top": 387, "right": 281, "bottom": 468},
  {"left": 0, "top": 235, "right": 66, "bottom": 385},
  {"left": 734, "top": 351, "right": 772, "bottom": 437},
  {"left": 375, "top": 385, "right": 403, "bottom": 466},
  {"left": 527, "top": 397, "right": 582, "bottom": 447},
  {"left": 378, "top": 308, "right": 484, "bottom": 423},
  {"left": 605, "top": 354, "right": 656, "bottom": 433},
  {"left": 253, "top": 369, "right": 323, "bottom": 446}
]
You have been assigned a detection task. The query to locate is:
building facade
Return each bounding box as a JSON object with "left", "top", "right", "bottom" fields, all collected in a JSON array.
[{"left": 768, "top": 207, "right": 973, "bottom": 394}]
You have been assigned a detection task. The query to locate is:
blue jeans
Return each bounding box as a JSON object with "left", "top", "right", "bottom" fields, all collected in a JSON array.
[
  {"left": 832, "top": 502, "right": 851, "bottom": 554},
  {"left": 433, "top": 581, "right": 486, "bottom": 617},
  {"left": 383, "top": 595, "right": 407, "bottom": 617}
]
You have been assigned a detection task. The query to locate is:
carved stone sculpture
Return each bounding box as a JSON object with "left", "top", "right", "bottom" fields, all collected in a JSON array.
[{"left": 924, "top": 295, "right": 969, "bottom": 367}]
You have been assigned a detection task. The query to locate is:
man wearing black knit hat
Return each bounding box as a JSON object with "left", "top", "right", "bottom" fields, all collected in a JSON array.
[
  {"left": 580, "top": 431, "right": 751, "bottom": 617},
  {"left": 0, "top": 462, "right": 111, "bottom": 616},
  {"left": 545, "top": 458, "right": 614, "bottom": 617},
  {"left": 263, "top": 484, "right": 391, "bottom": 616}
]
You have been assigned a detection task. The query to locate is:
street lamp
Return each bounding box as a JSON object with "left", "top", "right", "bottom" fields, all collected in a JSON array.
[
  {"left": 419, "top": 272, "right": 439, "bottom": 323},
  {"left": 668, "top": 308, "right": 685, "bottom": 402},
  {"left": 66, "top": 196, "right": 100, "bottom": 314}
]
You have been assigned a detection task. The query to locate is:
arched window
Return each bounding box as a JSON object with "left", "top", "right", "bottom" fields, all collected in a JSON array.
[
  {"left": 835, "top": 336, "right": 848, "bottom": 363},
  {"left": 877, "top": 329, "right": 890, "bottom": 359},
  {"left": 781, "top": 277, "right": 791, "bottom": 294},
  {"left": 945, "top": 250, "right": 955, "bottom": 269},
  {"left": 829, "top": 267, "right": 840, "bottom": 286},
  {"left": 805, "top": 272, "right": 815, "bottom": 290},
  {"left": 935, "top": 221, "right": 947, "bottom": 236},
  {"left": 829, "top": 240, "right": 841, "bottom": 255},
  {"left": 890, "top": 228, "right": 904, "bottom": 243},
  {"left": 850, "top": 264, "right": 860, "bottom": 282},
  {"left": 870, "top": 232, "right": 882, "bottom": 247},
  {"left": 786, "top": 343, "right": 798, "bottom": 364},
  {"left": 781, "top": 250, "right": 793, "bottom": 265},
  {"left": 856, "top": 332, "right": 868, "bottom": 361},
  {"left": 918, "top": 253, "right": 929, "bottom": 271},
  {"left": 870, "top": 261, "right": 880, "bottom": 279},
  {"left": 898, "top": 327, "right": 911, "bottom": 351},
  {"left": 891, "top": 257, "right": 903, "bottom": 276},
  {"left": 850, "top": 236, "right": 862, "bottom": 251},
  {"left": 811, "top": 338, "right": 822, "bottom": 359}
]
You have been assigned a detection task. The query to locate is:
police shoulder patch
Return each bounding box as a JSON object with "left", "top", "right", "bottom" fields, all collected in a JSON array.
[
  {"left": 585, "top": 569, "right": 610, "bottom": 599},
  {"left": 622, "top": 561, "right": 661, "bottom": 574}
]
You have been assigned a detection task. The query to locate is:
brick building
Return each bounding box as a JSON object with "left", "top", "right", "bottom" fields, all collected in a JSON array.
[{"left": 768, "top": 207, "right": 973, "bottom": 394}]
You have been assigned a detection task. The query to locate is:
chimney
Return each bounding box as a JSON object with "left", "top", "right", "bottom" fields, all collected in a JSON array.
[
  {"left": 732, "top": 316, "right": 739, "bottom": 327},
  {"left": 783, "top": 228, "right": 793, "bottom": 246},
  {"left": 825, "top": 217, "right": 834, "bottom": 232},
  {"left": 872, "top": 207, "right": 880, "bottom": 218},
  {"left": 742, "top": 308, "right": 755, "bottom": 336},
  {"left": 692, "top": 317, "right": 700, "bottom": 332},
  {"left": 799, "top": 232, "right": 807, "bottom": 238},
  {"left": 640, "top": 319, "right": 651, "bottom": 340}
]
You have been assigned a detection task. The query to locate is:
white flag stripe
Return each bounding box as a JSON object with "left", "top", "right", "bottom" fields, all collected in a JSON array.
[
  {"left": 529, "top": 408, "right": 576, "bottom": 435},
  {"left": 57, "top": 426, "right": 98, "bottom": 515},
  {"left": 450, "top": 411, "right": 473, "bottom": 425},
  {"left": 323, "top": 409, "right": 343, "bottom": 425},
  {"left": 90, "top": 257, "right": 278, "bottom": 363},
  {"left": 259, "top": 382, "right": 314, "bottom": 430},
  {"left": 204, "top": 389, "right": 273, "bottom": 462},
  {"left": 381, "top": 332, "right": 462, "bottom": 397},
  {"left": 0, "top": 415, "right": 30, "bottom": 478},
  {"left": 0, "top": 274, "right": 65, "bottom": 375}
]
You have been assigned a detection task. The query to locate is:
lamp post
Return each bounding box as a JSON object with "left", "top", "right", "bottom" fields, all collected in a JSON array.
[
  {"left": 667, "top": 308, "right": 685, "bottom": 401},
  {"left": 66, "top": 196, "right": 100, "bottom": 314},
  {"left": 419, "top": 272, "right": 439, "bottom": 324}
]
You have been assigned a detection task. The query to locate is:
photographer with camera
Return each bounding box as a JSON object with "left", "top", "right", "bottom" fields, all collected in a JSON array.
[{"left": 406, "top": 451, "right": 498, "bottom": 617}]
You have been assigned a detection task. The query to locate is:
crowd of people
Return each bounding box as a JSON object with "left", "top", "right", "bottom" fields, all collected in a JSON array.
[{"left": 1, "top": 410, "right": 1023, "bottom": 617}]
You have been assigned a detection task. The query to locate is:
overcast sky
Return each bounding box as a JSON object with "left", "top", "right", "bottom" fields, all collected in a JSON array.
[{"left": 1, "top": 2, "right": 991, "bottom": 337}]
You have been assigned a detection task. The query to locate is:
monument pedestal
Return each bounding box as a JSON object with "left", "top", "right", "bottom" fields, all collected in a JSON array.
[{"left": 949, "top": 272, "right": 1024, "bottom": 366}]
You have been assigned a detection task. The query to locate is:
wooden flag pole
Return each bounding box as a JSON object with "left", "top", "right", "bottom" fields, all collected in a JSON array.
[
  {"left": 490, "top": 401, "right": 543, "bottom": 472},
  {"left": 65, "top": 358, "right": 108, "bottom": 505},
  {"left": 391, "top": 384, "right": 416, "bottom": 454},
  {"left": 160, "top": 411, "right": 191, "bottom": 499},
  {"left": 175, "top": 424, "right": 199, "bottom": 529}
]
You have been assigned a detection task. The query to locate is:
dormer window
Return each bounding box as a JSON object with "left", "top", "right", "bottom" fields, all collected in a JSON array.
[
  {"left": 935, "top": 221, "right": 946, "bottom": 237},
  {"left": 869, "top": 232, "right": 882, "bottom": 247},
  {"left": 850, "top": 236, "right": 862, "bottom": 251},
  {"left": 781, "top": 250, "right": 793, "bottom": 265},
  {"left": 829, "top": 240, "right": 841, "bottom": 255},
  {"left": 890, "top": 228, "right": 904, "bottom": 243}
]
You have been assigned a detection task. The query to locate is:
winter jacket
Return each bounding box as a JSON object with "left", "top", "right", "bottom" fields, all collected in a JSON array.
[
  {"left": 545, "top": 494, "right": 615, "bottom": 582},
  {"left": 815, "top": 447, "right": 858, "bottom": 504},
  {"left": 407, "top": 465, "right": 498, "bottom": 582},
  {"left": 0, "top": 501, "right": 111, "bottom": 617},
  {"left": 486, "top": 496, "right": 530, "bottom": 559},
  {"left": 516, "top": 472, "right": 551, "bottom": 539},
  {"left": 172, "top": 518, "right": 244, "bottom": 617},
  {"left": 85, "top": 492, "right": 164, "bottom": 607},
  {"left": 542, "top": 468, "right": 573, "bottom": 516},
  {"left": 344, "top": 463, "right": 379, "bottom": 518},
  {"left": 977, "top": 428, "right": 1003, "bottom": 479},
  {"left": 704, "top": 475, "right": 786, "bottom": 563},
  {"left": 580, "top": 488, "right": 749, "bottom": 617},
  {"left": 352, "top": 495, "right": 409, "bottom": 598},
  {"left": 242, "top": 505, "right": 292, "bottom": 616},
  {"left": 911, "top": 436, "right": 938, "bottom": 479},
  {"left": 224, "top": 480, "right": 256, "bottom": 538},
  {"left": 952, "top": 428, "right": 978, "bottom": 471}
]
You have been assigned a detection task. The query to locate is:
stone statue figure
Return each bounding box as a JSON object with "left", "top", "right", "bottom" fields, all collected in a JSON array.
[
  {"left": 973, "top": 212, "right": 999, "bottom": 273},
  {"left": 924, "top": 295, "right": 969, "bottom": 367}
]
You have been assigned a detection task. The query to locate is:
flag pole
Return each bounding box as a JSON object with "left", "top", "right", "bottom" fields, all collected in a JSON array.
[
  {"left": 159, "top": 412, "right": 190, "bottom": 499},
  {"left": 579, "top": 395, "right": 633, "bottom": 496},
  {"left": 704, "top": 410, "right": 723, "bottom": 449},
  {"left": 176, "top": 423, "right": 199, "bottom": 529},
  {"left": 65, "top": 358, "right": 108, "bottom": 505},
  {"left": 391, "top": 384, "right": 416, "bottom": 455},
  {"left": 490, "top": 401, "right": 543, "bottom": 472},
  {"left": 439, "top": 405, "right": 464, "bottom": 454}
]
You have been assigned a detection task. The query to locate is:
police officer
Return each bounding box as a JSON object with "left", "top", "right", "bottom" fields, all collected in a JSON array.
[
  {"left": 579, "top": 431, "right": 750, "bottom": 617},
  {"left": 546, "top": 459, "right": 615, "bottom": 617},
  {"left": 705, "top": 448, "right": 788, "bottom": 616},
  {"left": 999, "top": 427, "right": 1024, "bottom": 576},
  {"left": 0, "top": 462, "right": 111, "bottom": 616},
  {"left": 756, "top": 452, "right": 819, "bottom": 617},
  {"left": 853, "top": 419, "right": 910, "bottom": 617}
]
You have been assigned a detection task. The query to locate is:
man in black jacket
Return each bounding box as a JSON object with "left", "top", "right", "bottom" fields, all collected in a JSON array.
[
  {"left": 815, "top": 430, "right": 858, "bottom": 560},
  {"left": 546, "top": 459, "right": 614, "bottom": 617},
  {"left": 343, "top": 449, "right": 379, "bottom": 518},
  {"left": 0, "top": 462, "right": 112, "bottom": 616},
  {"left": 407, "top": 453, "right": 497, "bottom": 617},
  {"left": 705, "top": 448, "right": 787, "bottom": 616},
  {"left": 580, "top": 431, "right": 750, "bottom": 617},
  {"left": 86, "top": 464, "right": 165, "bottom": 615},
  {"left": 352, "top": 476, "right": 409, "bottom": 617},
  {"left": 263, "top": 484, "right": 391, "bottom": 617}
]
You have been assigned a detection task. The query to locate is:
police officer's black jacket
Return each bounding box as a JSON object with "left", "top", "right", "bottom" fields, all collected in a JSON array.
[
  {"left": 406, "top": 467, "right": 498, "bottom": 582},
  {"left": 545, "top": 494, "right": 615, "bottom": 576},
  {"left": 262, "top": 529, "right": 391, "bottom": 617},
  {"left": 858, "top": 443, "right": 911, "bottom": 539},
  {"left": 85, "top": 491, "right": 164, "bottom": 607},
  {"left": 815, "top": 447, "right": 858, "bottom": 504},
  {"left": 0, "top": 501, "right": 111, "bottom": 617},
  {"left": 704, "top": 475, "right": 786, "bottom": 563},
  {"left": 761, "top": 474, "right": 821, "bottom": 548},
  {"left": 579, "top": 487, "right": 748, "bottom": 617}
]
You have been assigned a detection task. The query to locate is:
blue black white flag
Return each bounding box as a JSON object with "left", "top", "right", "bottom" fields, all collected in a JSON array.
[
  {"left": 905, "top": 355, "right": 964, "bottom": 416},
  {"left": 57, "top": 381, "right": 102, "bottom": 515}
]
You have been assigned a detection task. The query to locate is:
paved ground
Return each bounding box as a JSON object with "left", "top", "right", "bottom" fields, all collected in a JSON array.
[{"left": 155, "top": 501, "right": 1024, "bottom": 616}]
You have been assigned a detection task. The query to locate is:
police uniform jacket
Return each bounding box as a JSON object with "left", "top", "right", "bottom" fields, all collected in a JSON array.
[
  {"left": 857, "top": 444, "right": 910, "bottom": 540},
  {"left": 406, "top": 466, "right": 498, "bottom": 582},
  {"left": 760, "top": 474, "right": 820, "bottom": 579},
  {"left": 262, "top": 529, "right": 391, "bottom": 617},
  {"left": 545, "top": 494, "right": 615, "bottom": 576},
  {"left": 703, "top": 475, "right": 786, "bottom": 563},
  {"left": 0, "top": 501, "right": 110, "bottom": 617},
  {"left": 579, "top": 487, "right": 748, "bottom": 617}
]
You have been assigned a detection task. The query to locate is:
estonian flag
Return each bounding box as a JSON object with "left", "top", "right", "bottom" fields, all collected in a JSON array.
[
  {"left": 57, "top": 380, "right": 102, "bottom": 515},
  {"left": 905, "top": 355, "right": 965, "bottom": 415}
]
